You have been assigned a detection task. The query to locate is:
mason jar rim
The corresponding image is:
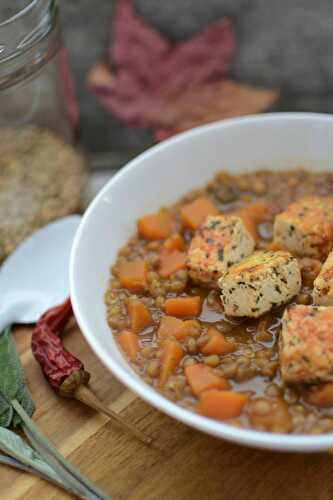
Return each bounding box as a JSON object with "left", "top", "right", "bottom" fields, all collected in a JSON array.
[
  {"left": 0, "top": 0, "right": 51, "bottom": 28},
  {"left": 0, "top": 0, "right": 60, "bottom": 90}
]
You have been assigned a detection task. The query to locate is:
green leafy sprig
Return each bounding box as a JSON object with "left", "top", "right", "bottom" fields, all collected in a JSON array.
[{"left": 0, "top": 327, "right": 110, "bottom": 500}]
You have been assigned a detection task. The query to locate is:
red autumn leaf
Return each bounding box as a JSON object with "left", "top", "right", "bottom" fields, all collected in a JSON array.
[
  {"left": 88, "top": 0, "right": 278, "bottom": 140},
  {"left": 154, "top": 80, "right": 279, "bottom": 140},
  {"left": 88, "top": 0, "right": 235, "bottom": 127}
]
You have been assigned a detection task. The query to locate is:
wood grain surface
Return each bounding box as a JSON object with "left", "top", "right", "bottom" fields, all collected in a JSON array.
[{"left": 1, "top": 321, "right": 333, "bottom": 500}]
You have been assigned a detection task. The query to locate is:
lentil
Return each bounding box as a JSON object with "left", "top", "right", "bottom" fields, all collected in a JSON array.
[
  {"left": 106, "top": 168, "right": 333, "bottom": 435},
  {"left": 0, "top": 126, "right": 84, "bottom": 261}
]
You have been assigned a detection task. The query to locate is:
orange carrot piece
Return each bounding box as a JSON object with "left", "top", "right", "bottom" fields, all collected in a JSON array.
[
  {"left": 164, "top": 296, "right": 202, "bottom": 317},
  {"left": 180, "top": 197, "right": 219, "bottom": 230},
  {"left": 117, "top": 260, "right": 147, "bottom": 291},
  {"left": 157, "top": 317, "right": 201, "bottom": 340},
  {"left": 200, "top": 327, "right": 235, "bottom": 355},
  {"left": 198, "top": 390, "right": 249, "bottom": 420},
  {"left": 185, "top": 364, "right": 230, "bottom": 396},
  {"left": 159, "top": 250, "right": 187, "bottom": 278},
  {"left": 180, "top": 319, "right": 201, "bottom": 340},
  {"left": 266, "top": 241, "right": 286, "bottom": 252},
  {"left": 235, "top": 202, "right": 269, "bottom": 241},
  {"left": 235, "top": 208, "right": 258, "bottom": 240},
  {"left": 117, "top": 330, "right": 139, "bottom": 360},
  {"left": 164, "top": 234, "right": 186, "bottom": 252},
  {"left": 138, "top": 212, "right": 173, "bottom": 240},
  {"left": 156, "top": 316, "right": 185, "bottom": 339},
  {"left": 126, "top": 299, "right": 152, "bottom": 333},
  {"left": 160, "top": 339, "right": 183, "bottom": 386}
]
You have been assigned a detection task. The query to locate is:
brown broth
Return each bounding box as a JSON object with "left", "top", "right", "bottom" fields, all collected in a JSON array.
[{"left": 105, "top": 169, "right": 333, "bottom": 434}]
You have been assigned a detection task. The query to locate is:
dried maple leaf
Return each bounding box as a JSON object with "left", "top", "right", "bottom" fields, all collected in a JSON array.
[
  {"left": 154, "top": 80, "right": 279, "bottom": 140},
  {"left": 88, "top": 0, "right": 235, "bottom": 127},
  {"left": 88, "top": 0, "right": 279, "bottom": 140}
]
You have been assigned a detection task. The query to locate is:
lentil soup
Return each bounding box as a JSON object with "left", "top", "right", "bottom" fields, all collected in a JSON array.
[{"left": 105, "top": 169, "right": 333, "bottom": 435}]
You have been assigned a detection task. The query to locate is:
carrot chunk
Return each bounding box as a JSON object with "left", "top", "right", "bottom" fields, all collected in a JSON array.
[
  {"left": 181, "top": 319, "right": 201, "bottom": 339},
  {"left": 117, "top": 260, "right": 147, "bottom": 291},
  {"left": 159, "top": 250, "right": 187, "bottom": 278},
  {"left": 157, "top": 316, "right": 201, "bottom": 340},
  {"left": 164, "top": 234, "right": 185, "bottom": 252},
  {"left": 138, "top": 212, "right": 173, "bottom": 240},
  {"left": 200, "top": 327, "right": 235, "bottom": 355},
  {"left": 234, "top": 202, "right": 269, "bottom": 240},
  {"left": 185, "top": 364, "right": 230, "bottom": 396},
  {"left": 126, "top": 299, "right": 152, "bottom": 333},
  {"left": 157, "top": 316, "right": 185, "bottom": 339},
  {"left": 266, "top": 241, "right": 286, "bottom": 252},
  {"left": 198, "top": 390, "right": 249, "bottom": 420},
  {"left": 180, "top": 197, "right": 219, "bottom": 230},
  {"left": 117, "top": 330, "right": 139, "bottom": 360},
  {"left": 160, "top": 339, "right": 183, "bottom": 386},
  {"left": 164, "top": 296, "right": 202, "bottom": 317}
]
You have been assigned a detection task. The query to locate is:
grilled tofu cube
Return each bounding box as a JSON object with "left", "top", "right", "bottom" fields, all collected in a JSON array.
[
  {"left": 273, "top": 196, "right": 333, "bottom": 259},
  {"left": 219, "top": 250, "right": 301, "bottom": 317},
  {"left": 280, "top": 305, "right": 333, "bottom": 384},
  {"left": 187, "top": 215, "right": 255, "bottom": 288},
  {"left": 313, "top": 250, "right": 333, "bottom": 305}
]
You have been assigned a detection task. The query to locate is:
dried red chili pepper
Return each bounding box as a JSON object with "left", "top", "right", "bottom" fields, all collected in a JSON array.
[
  {"left": 32, "top": 298, "right": 151, "bottom": 444},
  {"left": 32, "top": 298, "right": 89, "bottom": 394}
]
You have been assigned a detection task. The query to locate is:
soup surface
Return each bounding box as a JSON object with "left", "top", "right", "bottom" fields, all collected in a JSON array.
[{"left": 105, "top": 169, "right": 333, "bottom": 434}]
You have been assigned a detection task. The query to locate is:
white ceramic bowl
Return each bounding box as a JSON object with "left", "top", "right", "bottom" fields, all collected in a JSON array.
[{"left": 71, "top": 113, "right": 333, "bottom": 453}]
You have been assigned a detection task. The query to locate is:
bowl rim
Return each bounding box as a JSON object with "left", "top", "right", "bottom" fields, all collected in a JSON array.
[{"left": 70, "top": 112, "right": 333, "bottom": 452}]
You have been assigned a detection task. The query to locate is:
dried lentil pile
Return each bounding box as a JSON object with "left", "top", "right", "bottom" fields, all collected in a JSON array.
[{"left": 0, "top": 126, "right": 85, "bottom": 261}]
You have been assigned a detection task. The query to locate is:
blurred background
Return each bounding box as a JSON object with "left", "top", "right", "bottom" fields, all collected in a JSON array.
[
  {"left": 2, "top": 0, "right": 333, "bottom": 254},
  {"left": 58, "top": 0, "right": 333, "bottom": 157}
]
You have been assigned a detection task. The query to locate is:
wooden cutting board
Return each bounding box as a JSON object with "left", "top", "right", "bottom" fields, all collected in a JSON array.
[{"left": 1, "top": 321, "right": 333, "bottom": 500}]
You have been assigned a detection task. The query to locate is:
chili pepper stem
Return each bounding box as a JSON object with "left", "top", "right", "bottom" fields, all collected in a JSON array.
[{"left": 74, "top": 385, "right": 152, "bottom": 445}]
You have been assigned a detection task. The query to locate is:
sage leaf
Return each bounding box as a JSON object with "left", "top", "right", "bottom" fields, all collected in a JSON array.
[
  {"left": 0, "top": 327, "right": 34, "bottom": 426},
  {"left": 0, "top": 454, "right": 65, "bottom": 487},
  {"left": 12, "top": 386, "right": 35, "bottom": 428},
  {"left": 0, "top": 392, "right": 13, "bottom": 428},
  {"left": 0, "top": 427, "right": 65, "bottom": 489},
  {"left": 12, "top": 400, "right": 111, "bottom": 500}
]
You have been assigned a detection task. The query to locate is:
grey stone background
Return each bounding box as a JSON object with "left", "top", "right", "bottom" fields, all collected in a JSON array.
[{"left": 58, "top": 0, "right": 333, "bottom": 154}]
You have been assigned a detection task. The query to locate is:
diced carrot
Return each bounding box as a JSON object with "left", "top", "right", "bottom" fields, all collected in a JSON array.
[
  {"left": 246, "top": 202, "right": 269, "bottom": 220},
  {"left": 185, "top": 364, "right": 230, "bottom": 396},
  {"left": 117, "top": 330, "right": 139, "bottom": 360},
  {"left": 164, "top": 234, "right": 185, "bottom": 252},
  {"left": 117, "top": 260, "right": 147, "bottom": 291},
  {"left": 156, "top": 316, "right": 185, "bottom": 339},
  {"left": 234, "top": 202, "right": 269, "bottom": 241},
  {"left": 126, "top": 299, "right": 152, "bottom": 333},
  {"left": 200, "top": 327, "right": 235, "bottom": 355},
  {"left": 157, "top": 317, "right": 201, "bottom": 340},
  {"left": 180, "top": 319, "right": 201, "bottom": 340},
  {"left": 164, "top": 296, "right": 202, "bottom": 317},
  {"left": 138, "top": 212, "right": 173, "bottom": 240},
  {"left": 198, "top": 389, "right": 249, "bottom": 420},
  {"left": 159, "top": 250, "right": 187, "bottom": 278},
  {"left": 180, "top": 197, "right": 219, "bottom": 230},
  {"left": 266, "top": 241, "right": 286, "bottom": 252},
  {"left": 235, "top": 208, "right": 258, "bottom": 240},
  {"left": 160, "top": 339, "right": 183, "bottom": 386}
]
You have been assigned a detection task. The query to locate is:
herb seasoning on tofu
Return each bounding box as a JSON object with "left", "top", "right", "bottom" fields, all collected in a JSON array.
[{"left": 106, "top": 168, "right": 333, "bottom": 435}]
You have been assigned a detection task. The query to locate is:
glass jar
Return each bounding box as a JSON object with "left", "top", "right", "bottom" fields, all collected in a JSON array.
[
  {"left": 0, "top": 0, "right": 77, "bottom": 140},
  {"left": 0, "top": 0, "right": 85, "bottom": 262}
]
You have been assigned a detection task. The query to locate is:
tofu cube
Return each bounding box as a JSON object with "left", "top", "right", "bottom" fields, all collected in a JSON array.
[
  {"left": 219, "top": 250, "right": 301, "bottom": 317},
  {"left": 273, "top": 196, "right": 333, "bottom": 259},
  {"left": 280, "top": 305, "right": 333, "bottom": 384},
  {"left": 187, "top": 215, "right": 255, "bottom": 288},
  {"left": 313, "top": 250, "right": 333, "bottom": 305}
]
